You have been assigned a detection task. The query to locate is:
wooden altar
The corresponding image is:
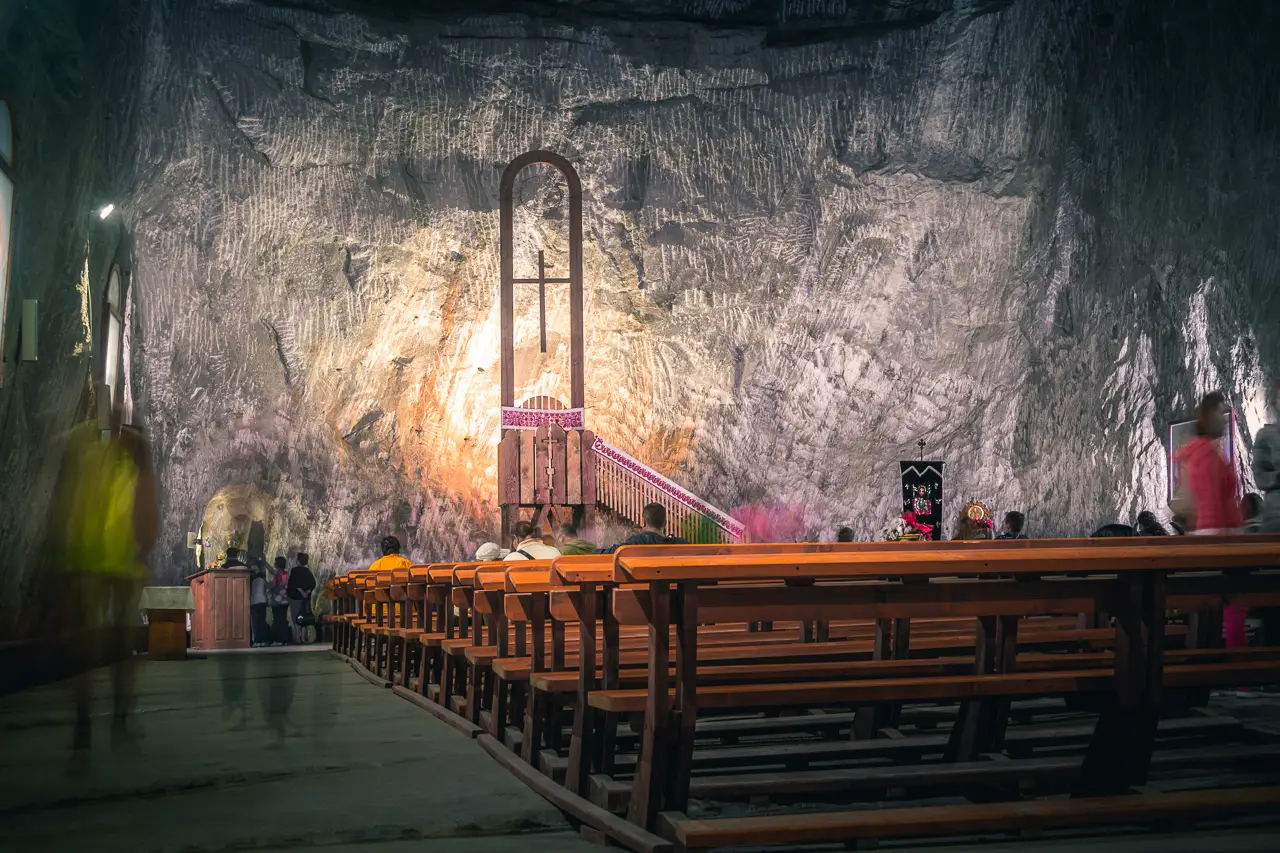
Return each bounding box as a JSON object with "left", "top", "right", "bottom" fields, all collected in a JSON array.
[
  {"left": 188, "top": 567, "right": 250, "bottom": 650},
  {"left": 497, "top": 152, "right": 594, "bottom": 542}
]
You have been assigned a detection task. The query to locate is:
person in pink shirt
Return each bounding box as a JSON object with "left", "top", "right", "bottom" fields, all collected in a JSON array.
[{"left": 1174, "top": 391, "right": 1246, "bottom": 651}]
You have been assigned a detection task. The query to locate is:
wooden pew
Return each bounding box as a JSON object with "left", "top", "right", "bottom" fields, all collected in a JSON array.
[
  {"left": 658, "top": 785, "right": 1280, "bottom": 850},
  {"left": 526, "top": 543, "right": 1140, "bottom": 788},
  {"left": 607, "top": 538, "right": 1280, "bottom": 834}
]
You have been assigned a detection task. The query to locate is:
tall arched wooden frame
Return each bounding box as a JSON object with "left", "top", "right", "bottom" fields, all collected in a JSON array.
[
  {"left": 497, "top": 151, "right": 594, "bottom": 546},
  {"left": 499, "top": 150, "right": 584, "bottom": 409}
]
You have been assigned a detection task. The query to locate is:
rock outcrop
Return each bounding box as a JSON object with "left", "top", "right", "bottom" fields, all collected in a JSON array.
[{"left": 10, "top": 0, "right": 1280, "bottom": 591}]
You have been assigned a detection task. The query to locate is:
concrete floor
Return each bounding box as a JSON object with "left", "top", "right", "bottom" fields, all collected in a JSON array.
[{"left": 0, "top": 648, "right": 599, "bottom": 853}]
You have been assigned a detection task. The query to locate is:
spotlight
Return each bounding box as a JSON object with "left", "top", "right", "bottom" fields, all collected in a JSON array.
[{"left": 98, "top": 203, "right": 116, "bottom": 219}]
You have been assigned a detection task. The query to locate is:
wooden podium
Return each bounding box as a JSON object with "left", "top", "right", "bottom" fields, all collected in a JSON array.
[
  {"left": 188, "top": 567, "right": 250, "bottom": 650},
  {"left": 138, "top": 586, "right": 195, "bottom": 660}
]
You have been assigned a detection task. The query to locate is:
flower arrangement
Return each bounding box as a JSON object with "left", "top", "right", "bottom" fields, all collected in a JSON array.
[
  {"left": 880, "top": 511, "right": 934, "bottom": 542},
  {"left": 879, "top": 517, "right": 912, "bottom": 542}
]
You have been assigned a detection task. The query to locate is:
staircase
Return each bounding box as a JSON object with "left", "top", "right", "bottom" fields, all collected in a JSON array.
[{"left": 591, "top": 437, "right": 743, "bottom": 544}]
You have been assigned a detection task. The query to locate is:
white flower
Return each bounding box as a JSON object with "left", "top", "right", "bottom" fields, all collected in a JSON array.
[{"left": 879, "top": 517, "right": 911, "bottom": 541}]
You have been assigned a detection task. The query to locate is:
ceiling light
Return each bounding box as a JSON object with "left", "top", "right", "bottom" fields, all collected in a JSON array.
[{"left": 98, "top": 204, "right": 116, "bottom": 219}]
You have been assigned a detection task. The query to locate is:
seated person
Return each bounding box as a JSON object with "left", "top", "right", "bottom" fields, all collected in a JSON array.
[
  {"left": 474, "top": 542, "right": 507, "bottom": 561},
  {"left": 1135, "top": 510, "right": 1170, "bottom": 536},
  {"left": 836, "top": 526, "right": 856, "bottom": 543},
  {"left": 503, "top": 521, "right": 562, "bottom": 561},
  {"left": 368, "top": 535, "right": 412, "bottom": 572},
  {"left": 1241, "top": 493, "right": 1263, "bottom": 533},
  {"left": 996, "top": 511, "right": 1027, "bottom": 540},
  {"left": 600, "top": 503, "right": 689, "bottom": 553},
  {"left": 558, "top": 522, "right": 597, "bottom": 555}
]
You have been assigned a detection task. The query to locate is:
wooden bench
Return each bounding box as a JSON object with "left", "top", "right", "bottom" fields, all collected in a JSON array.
[
  {"left": 331, "top": 537, "right": 1280, "bottom": 853},
  {"left": 524, "top": 543, "right": 1180, "bottom": 789},
  {"left": 608, "top": 538, "right": 1280, "bottom": 832},
  {"left": 657, "top": 785, "right": 1280, "bottom": 850}
]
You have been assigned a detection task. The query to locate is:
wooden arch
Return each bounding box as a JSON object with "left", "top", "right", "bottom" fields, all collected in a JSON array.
[{"left": 498, "top": 150, "right": 585, "bottom": 410}]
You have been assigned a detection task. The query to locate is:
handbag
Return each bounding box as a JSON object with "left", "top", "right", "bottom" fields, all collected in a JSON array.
[{"left": 295, "top": 611, "right": 316, "bottom": 627}]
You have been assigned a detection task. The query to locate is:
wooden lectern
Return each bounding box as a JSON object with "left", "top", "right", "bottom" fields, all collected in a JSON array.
[
  {"left": 188, "top": 567, "right": 250, "bottom": 650},
  {"left": 138, "top": 586, "right": 195, "bottom": 660}
]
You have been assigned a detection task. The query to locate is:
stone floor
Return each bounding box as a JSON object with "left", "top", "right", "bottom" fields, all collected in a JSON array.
[
  {"left": 4, "top": 648, "right": 1279, "bottom": 852},
  {"left": 0, "top": 647, "right": 599, "bottom": 853}
]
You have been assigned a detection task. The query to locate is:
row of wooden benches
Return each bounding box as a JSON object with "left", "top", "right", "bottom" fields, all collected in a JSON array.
[{"left": 325, "top": 536, "right": 1280, "bottom": 852}]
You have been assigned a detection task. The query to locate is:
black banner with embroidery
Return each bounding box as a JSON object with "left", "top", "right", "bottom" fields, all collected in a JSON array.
[{"left": 900, "top": 461, "right": 944, "bottom": 541}]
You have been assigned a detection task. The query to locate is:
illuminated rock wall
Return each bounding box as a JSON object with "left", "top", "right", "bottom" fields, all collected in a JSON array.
[{"left": 111, "top": 0, "right": 1280, "bottom": 579}]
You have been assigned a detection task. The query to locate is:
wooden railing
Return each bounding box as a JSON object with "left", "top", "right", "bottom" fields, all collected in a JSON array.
[{"left": 591, "top": 437, "right": 744, "bottom": 543}]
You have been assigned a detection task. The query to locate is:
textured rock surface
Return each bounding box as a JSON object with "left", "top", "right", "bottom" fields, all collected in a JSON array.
[
  {"left": 0, "top": 1, "right": 137, "bottom": 631},
  {"left": 88, "top": 0, "right": 1280, "bottom": 578}
]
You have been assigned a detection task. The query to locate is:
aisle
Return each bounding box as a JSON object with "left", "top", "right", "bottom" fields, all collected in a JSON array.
[{"left": 0, "top": 648, "right": 597, "bottom": 852}]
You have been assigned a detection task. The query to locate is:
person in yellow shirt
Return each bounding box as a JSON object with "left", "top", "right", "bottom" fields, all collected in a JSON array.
[
  {"left": 365, "top": 537, "right": 412, "bottom": 631},
  {"left": 55, "top": 420, "right": 158, "bottom": 754},
  {"left": 368, "top": 535, "right": 412, "bottom": 573}
]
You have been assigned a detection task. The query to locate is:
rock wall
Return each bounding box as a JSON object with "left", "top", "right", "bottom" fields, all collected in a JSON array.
[
  {"left": 0, "top": 1, "right": 141, "bottom": 633},
  {"left": 103, "top": 0, "right": 1280, "bottom": 579}
]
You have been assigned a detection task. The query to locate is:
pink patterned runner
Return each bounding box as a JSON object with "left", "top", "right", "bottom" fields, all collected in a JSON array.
[{"left": 500, "top": 406, "right": 586, "bottom": 430}]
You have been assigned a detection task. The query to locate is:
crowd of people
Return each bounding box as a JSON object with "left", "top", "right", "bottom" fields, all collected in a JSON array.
[
  {"left": 465, "top": 502, "right": 690, "bottom": 564},
  {"left": 344, "top": 389, "right": 1280, "bottom": 691},
  {"left": 226, "top": 548, "right": 316, "bottom": 647}
]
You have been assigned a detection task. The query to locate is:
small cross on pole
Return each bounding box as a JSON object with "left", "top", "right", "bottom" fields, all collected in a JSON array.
[
  {"left": 541, "top": 431, "right": 559, "bottom": 496},
  {"left": 918, "top": 438, "right": 926, "bottom": 458},
  {"left": 537, "top": 251, "right": 548, "bottom": 353}
]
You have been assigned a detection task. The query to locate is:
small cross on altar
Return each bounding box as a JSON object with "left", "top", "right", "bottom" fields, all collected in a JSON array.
[
  {"left": 513, "top": 250, "right": 571, "bottom": 353},
  {"left": 540, "top": 431, "right": 559, "bottom": 492},
  {"left": 918, "top": 438, "right": 926, "bottom": 457}
]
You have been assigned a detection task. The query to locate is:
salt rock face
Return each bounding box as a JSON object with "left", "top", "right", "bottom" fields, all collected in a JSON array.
[{"left": 122, "top": 0, "right": 1280, "bottom": 580}]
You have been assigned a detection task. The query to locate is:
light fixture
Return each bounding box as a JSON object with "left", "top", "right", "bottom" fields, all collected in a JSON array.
[
  {"left": 20, "top": 300, "right": 38, "bottom": 361},
  {"left": 98, "top": 203, "right": 116, "bottom": 219}
]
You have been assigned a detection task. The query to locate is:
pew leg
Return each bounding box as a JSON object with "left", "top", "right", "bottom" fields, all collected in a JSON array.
[
  {"left": 668, "top": 582, "right": 699, "bottom": 814},
  {"left": 1075, "top": 572, "right": 1165, "bottom": 796},
  {"left": 854, "top": 619, "right": 893, "bottom": 740},
  {"left": 489, "top": 672, "right": 506, "bottom": 738},
  {"left": 522, "top": 687, "right": 544, "bottom": 764},
  {"left": 402, "top": 639, "right": 416, "bottom": 689},
  {"left": 566, "top": 697, "right": 595, "bottom": 794},
  {"left": 600, "top": 711, "right": 619, "bottom": 776},
  {"left": 947, "top": 616, "right": 1018, "bottom": 762},
  {"left": 566, "top": 583, "right": 599, "bottom": 796},
  {"left": 885, "top": 616, "right": 911, "bottom": 729},
  {"left": 466, "top": 663, "right": 480, "bottom": 723},
  {"left": 627, "top": 581, "right": 671, "bottom": 831},
  {"left": 549, "top": 699, "right": 566, "bottom": 752},
  {"left": 417, "top": 645, "right": 433, "bottom": 696},
  {"left": 440, "top": 655, "right": 455, "bottom": 706}
]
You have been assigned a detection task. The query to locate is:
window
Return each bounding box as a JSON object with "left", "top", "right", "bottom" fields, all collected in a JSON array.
[
  {"left": 0, "top": 99, "right": 13, "bottom": 372},
  {"left": 102, "top": 266, "right": 123, "bottom": 414}
]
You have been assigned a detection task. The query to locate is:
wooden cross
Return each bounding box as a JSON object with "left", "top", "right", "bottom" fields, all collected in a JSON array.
[
  {"left": 540, "top": 431, "right": 560, "bottom": 493},
  {"left": 513, "top": 250, "right": 570, "bottom": 353},
  {"left": 918, "top": 438, "right": 926, "bottom": 457}
]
